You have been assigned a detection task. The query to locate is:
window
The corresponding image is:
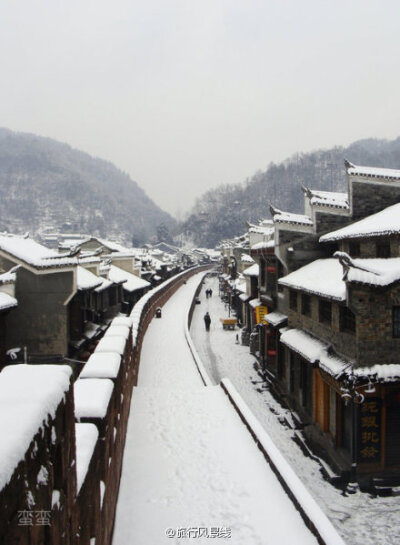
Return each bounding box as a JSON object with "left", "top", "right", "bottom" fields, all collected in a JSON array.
[
  {"left": 340, "top": 306, "right": 356, "bottom": 333},
  {"left": 393, "top": 306, "right": 400, "bottom": 338},
  {"left": 349, "top": 242, "right": 360, "bottom": 258},
  {"left": 319, "top": 300, "right": 332, "bottom": 324},
  {"left": 289, "top": 290, "right": 298, "bottom": 311},
  {"left": 377, "top": 241, "right": 390, "bottom": 258},
  {"left": 301, "top": 294, "right": 311, "bottom": 316}
]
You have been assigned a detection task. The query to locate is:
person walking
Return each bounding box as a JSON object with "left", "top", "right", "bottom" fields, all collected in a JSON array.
[
  {"left": 204, "top": 312, "right": 211, "bottom": 331},
  {"left": 209, "top": 288, "right": 213, "bottom": 297}
]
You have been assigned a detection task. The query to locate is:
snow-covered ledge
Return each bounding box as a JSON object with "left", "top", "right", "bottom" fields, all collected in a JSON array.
[{"left": 220, "top": 378, "right": 346, "bottom": 545}]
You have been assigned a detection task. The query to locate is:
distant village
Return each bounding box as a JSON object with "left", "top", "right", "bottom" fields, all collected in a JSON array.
[
  {"left": 0, "top": 234, "right": 218, "bottom": 365},
  {"left": 219, "top": 160, "right": 400, "bottom": 491}
]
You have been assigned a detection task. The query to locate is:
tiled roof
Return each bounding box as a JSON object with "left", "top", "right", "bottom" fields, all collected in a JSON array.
[
  {"left": 0, "top": 235, "right": 77, "bottom": 269},
  {"left": 345, "top": 160, "right": 400, "bottom": 181},
  {"left": 278, "top": 259, "right": 346, "bottom": 301},
  {"left": 271, "top": 207, "right": 313, "bottom": 227},
  {"left": 320, "top": 203, "right": 400, "bottom": 242},
  {"left": 303, "top": 187, "right": 349, "bottom": 209}
]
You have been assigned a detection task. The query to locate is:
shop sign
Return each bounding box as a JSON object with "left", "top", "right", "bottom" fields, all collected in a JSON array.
[
  {"left": 255, "top": 305, "right": 268, "bottom": 324},
  {"left": 358, "top": 398, "right": 381, "bottom": 463}
]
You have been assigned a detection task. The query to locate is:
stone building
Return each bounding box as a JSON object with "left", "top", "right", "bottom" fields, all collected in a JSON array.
[{"left": 243, "top": 162, "right": 400, "bottom": 486}]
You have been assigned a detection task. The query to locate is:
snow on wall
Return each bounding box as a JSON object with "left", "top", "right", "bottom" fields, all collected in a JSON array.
[
  {"left": 103, "top": 325, "right": 130, "bottom": 341},
  {"left": 79, "top": 352, "right": 121, "bottom": 380},
  {"left": 95, "top": 335, "right": 126, "bottom": 355},
  {"left": 0, "top": 364, "right": 72, "bottom": 492},
  {"left": 75, "top": 423, "right": 99, "bottom": 493},
  {"left": 74, "top": 379, "right": 114, "bottom": 419}
]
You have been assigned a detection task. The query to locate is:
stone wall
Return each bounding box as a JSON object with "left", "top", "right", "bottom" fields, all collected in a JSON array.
[
  {"left": 351, "top": 179, "right": 400, "bottom": 220},
  {"left": 5, "top": 265, "right": 74, "bottom": 356},
  {"left": 286, "top": 289, "right": 357, "bottom": 360}
]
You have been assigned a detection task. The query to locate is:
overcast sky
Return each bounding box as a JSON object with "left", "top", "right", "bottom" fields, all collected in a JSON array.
[{"left": 0, "top": 1, "right": 399, "bottom": 215}]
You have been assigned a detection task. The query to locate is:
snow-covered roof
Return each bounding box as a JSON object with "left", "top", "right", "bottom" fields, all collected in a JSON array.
[
  {"left": 75, "top": 423, "right": 98, "bottom": 493},
  {"left": 265, "top": 311, "right": 287, "bottom": 327},
  {"left": 79, "top": 352, "right": 121, "bottom": 379},
  {"left": 77, "top": 266, "right": 103, "bottom": 291},
  {"left": 0, "top": 364, "right": 72, "bottom": 492},
  {"left": 0, "top": 234, "right": 77, "bottom": 269},
  {"left": 239, "top": 293, "right": 251, "bottom": 302},
  {"left": 251, "top": 240, "right": 275, "bottom": 250},
  {"left": 0, "top": 270, "right": 17, "bottom": 284},
  {"left": 354, "top": 364, "right": 400, "bottom": 382},
  {"left": 241, "top": 253, "right": 254, "bottom": 264},
  {"left": 303, "top": 188, "right": 349, "bottom": 210},
  {"left": 108, "top": 265, "right": 150, "bottom": 293},
  {"left": 346, "top": 161, "right": 400, "bottom": 181},
  {"left": 95, "top": 335, "right": 127, "bottom": 355},
  {"left": 249, "top": 298, "right": 261, "bottom": 309},
  {"left": 74, "top": 378, "right": 114, "bottom": 419},
  {"left": 280, "top": 328, "right": 326, "bottom": 364},
  {"left": 318, "top": 351, "right": 350, "bottom": 378},
  {"left": 95, "top": 237, "right": 132, "bottom": 253},
  {"left": 278, "top": 259, "right": 346, "bottom": 301},
  {"left": 248, "top": 224, "right": 274, "bottom": 236},
  {"left": 272, "top": 208, "right": 313, "bottom": 227},
  {"left": 320, "top": 203, "right": 400, "bottom": 242},
  {"left": 94, "top": 277, "right": 114, "bottom": 293},
  {"left": 335, "top": 252, "right": 400, "bottom": 288},
  {"left": 0, "top": 292, "right": 18, "bottom": 311},
  {"left": 243, "top": 263, "right": 259, "bottom": 277}
]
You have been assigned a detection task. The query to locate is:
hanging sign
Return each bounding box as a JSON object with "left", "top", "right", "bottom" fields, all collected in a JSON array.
[
  {"left": 255, "top": 305, "right": 268, "bottom": 324},
  {"left": 358, "top": 398, "right": 381, "bottom": 464}
]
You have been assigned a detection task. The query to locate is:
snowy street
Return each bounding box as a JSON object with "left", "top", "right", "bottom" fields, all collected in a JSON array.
[
  {"left": 112, "top": 273, "right": 320, "bottom": 545},
  {"left": 191, "top": 276, "right": 400, "bottom": 545}
]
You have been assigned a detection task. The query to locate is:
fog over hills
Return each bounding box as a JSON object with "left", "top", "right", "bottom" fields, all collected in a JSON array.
[
  {"left": 180, "top": 137, "right": 400, "bottom": 247},
  {"left": 2, "top": 128, "right": 400, "bottom": 249},
  {"left": 0, "top": 128, "right": 175, "bottom": 245}
]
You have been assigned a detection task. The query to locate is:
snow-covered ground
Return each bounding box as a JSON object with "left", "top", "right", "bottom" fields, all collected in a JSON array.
[
  {"left": 112, "top": 273, "right": 319, "bottom": 545},
  {"left": 191, "top": 276, "right": 400, "bottom": 545}
]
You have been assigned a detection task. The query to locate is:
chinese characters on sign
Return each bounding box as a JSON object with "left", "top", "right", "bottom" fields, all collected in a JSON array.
[
  {"left": 359, "top": 398, "right": 381, "bottom": 463},
  {"left": 255, "top": 305, "right": 268, "bottom": 325}
]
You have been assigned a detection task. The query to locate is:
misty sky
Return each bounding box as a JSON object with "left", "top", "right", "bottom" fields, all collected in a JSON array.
[{"left": 0, "top": 1, "right": 399, "bottom": 215}]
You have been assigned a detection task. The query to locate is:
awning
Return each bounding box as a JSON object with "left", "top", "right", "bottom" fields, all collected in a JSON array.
[
  {"left": 280, "top": 328, "right": 349, "bottom": 378},
  {"left": 265, "top": 311, "right": 287, "bottom": 327},
  {"left": 280, "top": 328, "right": 327, "bottom": 364}
]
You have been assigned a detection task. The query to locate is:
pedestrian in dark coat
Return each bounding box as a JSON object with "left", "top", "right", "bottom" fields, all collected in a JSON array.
[
  {"left": 209, "top": 289, "right": 213, "bottom": 297},
  {"left": 204, "top": 312, "right": 211, "bottom": 331}
]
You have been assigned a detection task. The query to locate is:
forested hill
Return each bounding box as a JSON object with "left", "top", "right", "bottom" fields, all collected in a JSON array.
[
  {"left": 180, "top": 137, "right": 400, "bottom": 247},
  {"left": 0, "top": 128, "right": 174, "bottom": 245}
]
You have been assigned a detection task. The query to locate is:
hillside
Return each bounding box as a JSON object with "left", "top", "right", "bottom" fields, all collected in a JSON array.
[
  {"left": 180, "top": 137, "right": 400, "bottom": 247},
  {"left": 0, "top": 128, "right": 174, "bottom": 245}
]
